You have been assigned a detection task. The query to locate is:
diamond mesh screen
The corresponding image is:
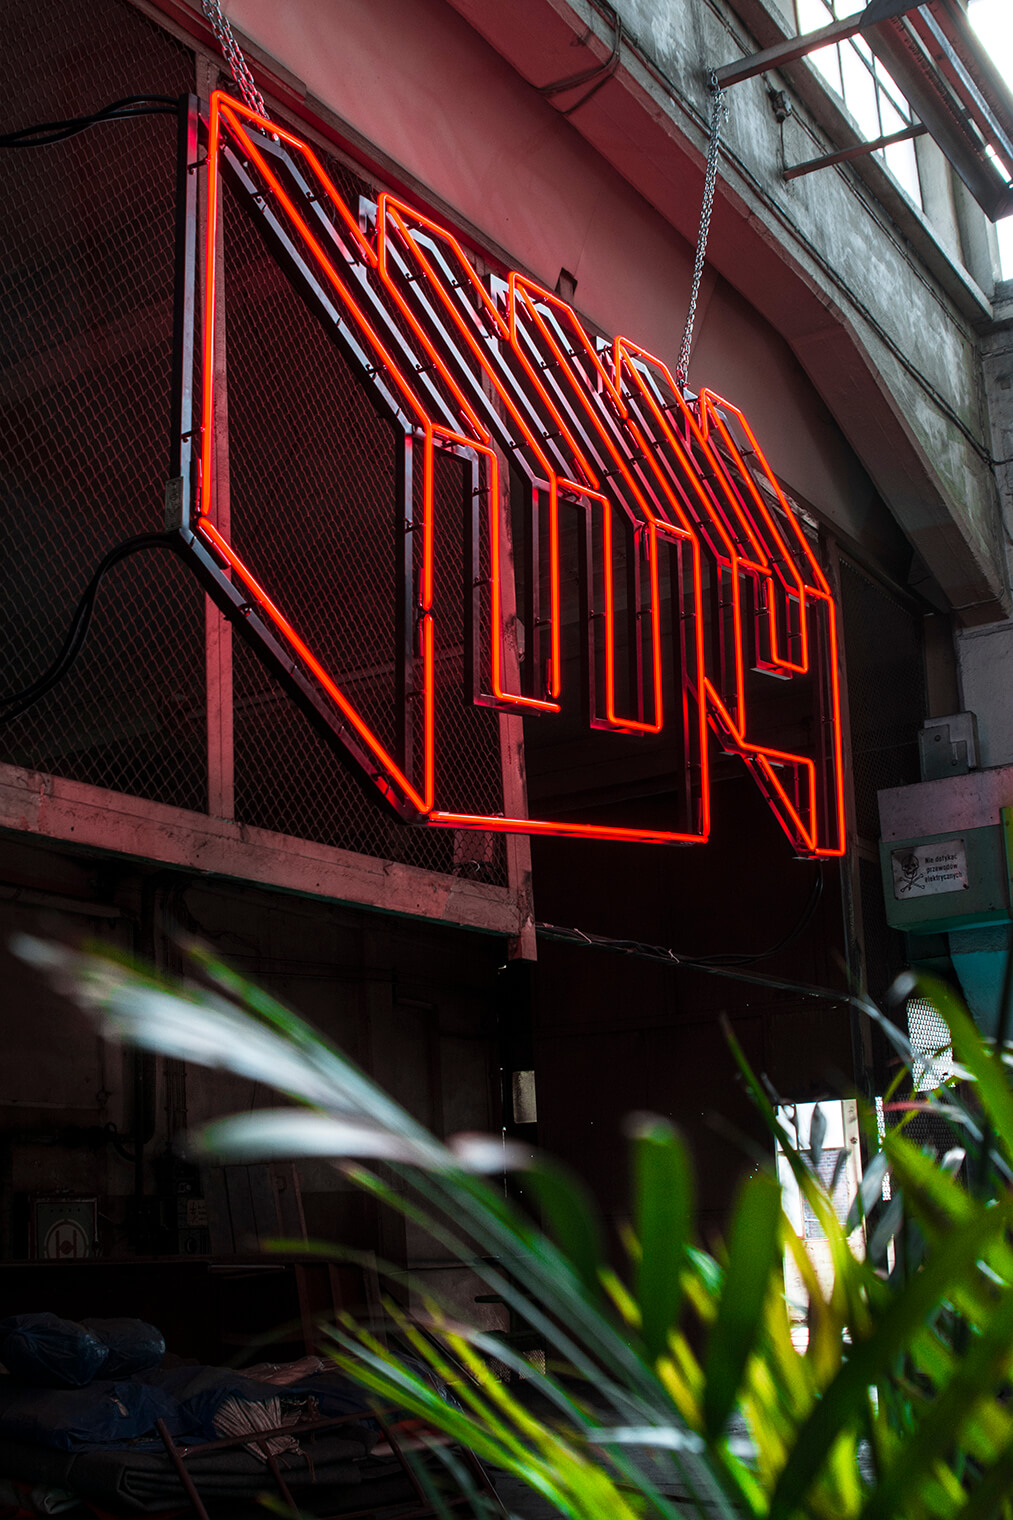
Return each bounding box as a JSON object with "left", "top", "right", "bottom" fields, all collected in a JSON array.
[
  {"left": 0, "top": 0, "right": 206, "bottom": 811},
  {"left": 879, "top": 996, "right": 960, "bottom": 1158},
  {"left": 1, "top": 11, "right": 509, "bottom": 884},
  {"left": 906, "top": 995, "right": 956, "bottom": 1093},
  {"left": 219, "top": 160, "right": 507, "bottom": 880}
]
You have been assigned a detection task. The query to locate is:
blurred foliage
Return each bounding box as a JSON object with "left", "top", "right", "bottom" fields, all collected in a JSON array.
[{"left": 17, "top": 933, "right": 1013, "bottom": 1520}]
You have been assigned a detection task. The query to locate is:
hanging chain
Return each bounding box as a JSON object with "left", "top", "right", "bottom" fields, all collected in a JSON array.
[
  {"left": 675, "top": 73, "right": 727, "bottom": 389},
  {"left": 200, "top": 0, "right": 268, "bottom": 117}
]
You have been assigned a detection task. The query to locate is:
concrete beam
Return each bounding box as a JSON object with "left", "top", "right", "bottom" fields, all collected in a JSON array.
[
  {"left": 0, "top": 764, "right": 521, "bottom": 936},
  {"left": 440, "top": 0, "right": 1007, "bottom": 619}
]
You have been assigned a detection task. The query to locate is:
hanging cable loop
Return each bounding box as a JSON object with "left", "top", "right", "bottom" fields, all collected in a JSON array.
[
  {"left": 200, "top": 0, "right": 268, "bottom": 118},
  {"left": 537, "top": 4, "right": 624, "bottom": 117},
  {"left": 675, "top": 72, "right": 727, "bottom": 389}
]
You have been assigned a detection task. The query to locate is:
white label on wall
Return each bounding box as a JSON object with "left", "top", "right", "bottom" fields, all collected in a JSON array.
[{"left": 891, "top": 839, "right": 969, "bottom": 899}]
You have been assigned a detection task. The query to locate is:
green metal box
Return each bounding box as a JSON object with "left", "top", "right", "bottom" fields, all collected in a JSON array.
[{"left": 879, "top": 823, "right": 1011, "bottom": 934}]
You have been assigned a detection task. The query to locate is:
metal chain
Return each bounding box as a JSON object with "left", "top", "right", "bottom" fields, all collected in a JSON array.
[
  {"left": 200, "top": 0, "right": 268, "bottom": 117},
  {"left": 675, "top": 73, "right": 727, "bottom": 389}
]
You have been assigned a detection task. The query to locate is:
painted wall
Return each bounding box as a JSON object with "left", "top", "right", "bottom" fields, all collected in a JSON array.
[{"left": 221, "top": 0, "right": 903, "bottom": 566}]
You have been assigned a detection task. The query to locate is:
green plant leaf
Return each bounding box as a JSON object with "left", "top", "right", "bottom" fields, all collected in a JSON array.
[
  {"left": 922, "top": 973, "right": 1013, "bottom": 1173},
  {"left": 769, "top": 1204, "right": 1012, "bottom": 1520},
  {"left": 523, "top": 1159, "right": 607, "bottom": 1305},
  {"left": 37, "top": 935, "right": 1013, "bottom": 1520},
  {"left": 630, "top": 1115, "right": 693, "bottom": 1364},
  {"left": 702, "top": 1170, "right": 782, "bottom": 1441},
  {"left": 857, "top": 1281, "right": 1013, "bottom": 1520}
]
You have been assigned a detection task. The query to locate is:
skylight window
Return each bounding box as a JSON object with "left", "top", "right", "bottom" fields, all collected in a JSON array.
[
  {"left": 794, "top": 0, "right": 922, "bottom": 205},
  {"left": 968, "top": 0, "right": 1013, "bottom": 278}
]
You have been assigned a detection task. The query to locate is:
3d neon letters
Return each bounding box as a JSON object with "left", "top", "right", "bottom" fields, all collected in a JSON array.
[{"left": 197, "top": 91, "right": 845, "bottom": 856}]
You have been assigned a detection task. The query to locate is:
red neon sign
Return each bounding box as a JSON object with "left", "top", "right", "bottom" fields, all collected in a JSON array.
[{"left": 196, "top": 91, "right": 845, "bottom": 856}]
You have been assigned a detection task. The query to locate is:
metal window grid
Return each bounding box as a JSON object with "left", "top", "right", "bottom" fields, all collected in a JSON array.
[{"left": 0, "top": 0, "right": 206, "bottom": 812}]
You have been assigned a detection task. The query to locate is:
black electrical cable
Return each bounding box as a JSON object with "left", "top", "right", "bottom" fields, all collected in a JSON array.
[
  {"left": 0, "top": 97, "right": 178, "bottom": 148},
  {"left": 536, "top": 861, "right": 825, "bottom": 983},
  {"left": 0, "top": 534, "right": 180, "bottom": 726},
  {"left": 690, "top": 866, "right": 823, "bottom": 967},
  {"left": 535, "top": 919, "right": 846, "bottom": 1002},
  {"left": 537, "top": 4, "right": 625, "bottom": 117}
]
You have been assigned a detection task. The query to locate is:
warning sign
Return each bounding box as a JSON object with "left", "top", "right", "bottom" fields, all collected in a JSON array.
[{"left": 891, "top": 839, "right": 969, "bottom": 899}]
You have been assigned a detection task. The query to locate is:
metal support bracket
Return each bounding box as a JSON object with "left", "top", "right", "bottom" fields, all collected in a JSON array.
[
  {"left": 714, "top": 0, "right": 919, "bottom": 89},
  {"left": 783, "top": 121, "right": 927, "bottom": 181}
]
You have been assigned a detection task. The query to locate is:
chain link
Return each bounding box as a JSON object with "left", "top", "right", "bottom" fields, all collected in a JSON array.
[
  {"left": 675, "top": 73, "right": 727, "bottom": 389},
  {"left": 200, "top": 0, "right": 267, "bottom": 117}
]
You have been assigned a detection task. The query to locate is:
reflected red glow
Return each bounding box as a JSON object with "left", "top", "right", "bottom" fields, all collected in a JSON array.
[{"left": 198, "top": 91, "right": 845, "bottom": 857}]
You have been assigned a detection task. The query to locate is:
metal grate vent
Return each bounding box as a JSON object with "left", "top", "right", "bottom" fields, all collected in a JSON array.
[
  {"left": 879, "top": 995, "right": 960, "bottom": 1159},
  {"left": 906, "top": 995, "right": 956, "bottom": 1093},
  {"left": 0, "top": 0, "right": 206, "bottom": 812}
]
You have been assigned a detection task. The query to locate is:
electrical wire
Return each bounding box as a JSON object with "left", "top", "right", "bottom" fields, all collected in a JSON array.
[
  {"left": 535, "top": 864, "right": 829, "bottom": 994},
  {"left": 689, "top": 866, "right": 823, "bottom": 966},
  {"left": 0, "top": 97, "right": 178, "bottom": 149},
  {"left": 535, "top": 919, "right": 847, "bottom": 1001},
  {"left": 0, "top": 534, "right": 180, "bottom": 726},
  {"left": 537, "top": 4, "right": 625, "bottom": 117}
]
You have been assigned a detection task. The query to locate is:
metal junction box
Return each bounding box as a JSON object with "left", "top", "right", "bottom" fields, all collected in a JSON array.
[{"left": 878, "top": 767, "right": 1013, "bottom": 934}]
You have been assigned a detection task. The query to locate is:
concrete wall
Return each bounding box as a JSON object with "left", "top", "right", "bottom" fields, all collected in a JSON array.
[{"left": 957, "top": 291, "right": 1013, "bottom": 763}]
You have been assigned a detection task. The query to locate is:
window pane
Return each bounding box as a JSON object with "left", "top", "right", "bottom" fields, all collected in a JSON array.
[
  {"left": 810, "top": 41, "right": 844, "bottom": 95},
  {"left": 797, "top": 0, "right": 833, "bottom": 29},
  {"left": 841, "top": 39, "right": 881, "bottom": 138},
  {"left": 998, "top": 215, "right": 1013, "bottom": 280},
  {"left": 883, "top": 137, "right": 922, "bottom": 204},
  {"left": 879, "top": 96, "right": 906, "bottom": 139},
  {"left": 873, "top": 57, "right": 914, "bottom": 122}
]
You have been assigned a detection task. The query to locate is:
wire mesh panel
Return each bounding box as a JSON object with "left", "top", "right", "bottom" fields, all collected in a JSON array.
[
  {"left": 429, "top": 445, "right": 505, "bottom": 879},
  {"left": 906, "top": 995, "right": 957, "bottom": 1092},
  {"left": 219, "top": 161, "right": 507, "bottom": 879},
  {"left": 840, "top": 563, "right": 926, "bottom": 1074},
  {"left": 839, "top": 561, "right": 926, "bottom": 1037},
  {"left": 0, "top": 0, "right": 206, "bottom": 811},
  {"left": 858, "top": 854, "right": 908, "bottom": 1013}
]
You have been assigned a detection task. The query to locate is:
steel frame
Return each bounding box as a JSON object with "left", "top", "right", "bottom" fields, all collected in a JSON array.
[{"left": 717, "top": 1, "right": 1013, "bottom": 219}]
